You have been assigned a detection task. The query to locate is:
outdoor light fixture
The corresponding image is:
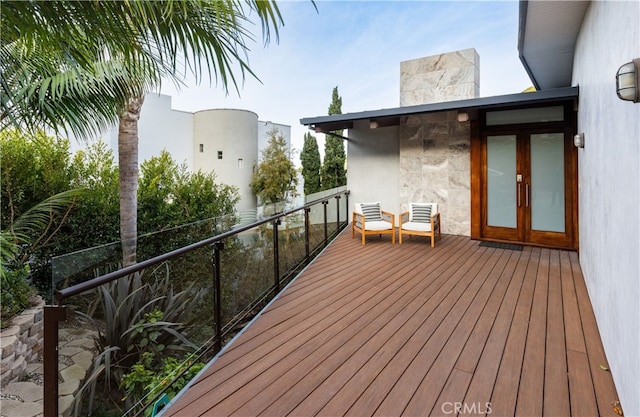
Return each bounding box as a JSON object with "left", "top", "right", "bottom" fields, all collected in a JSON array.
[
  {"left": 573, "top": 133, "right": 585, "bottom": 149},
  {"left": 457, "top": 111, "right": 469, "bottom": 122},
  {"left": 370, "top": 119, "right": 379, "bottom": 129},
  {"left": 616, "top": 58, "right": 640, "bottom": 102}
]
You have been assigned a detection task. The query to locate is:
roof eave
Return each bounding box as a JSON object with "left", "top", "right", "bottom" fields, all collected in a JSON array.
[
  {"left": 517, "top": 0, "right": 589, "bottom": 90},
  {"left": 301, "top": 86, "right": 579, "bottom": 132},
  {"left": 518, "top": 1, "right": 542, "bottom": 91}
]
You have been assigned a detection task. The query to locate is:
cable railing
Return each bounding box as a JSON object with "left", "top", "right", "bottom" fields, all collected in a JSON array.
[{"left": 43, "top": 189, "right": 349, "bottom": 417}]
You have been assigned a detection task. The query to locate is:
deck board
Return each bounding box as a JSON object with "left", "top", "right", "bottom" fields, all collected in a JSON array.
[
  {"left": 544, "top": 251, "right": 571, "bottom": 417},
  {"left": 488, "top": 248, "right": 540, "bottom": 417},
  {"left": 515, "top": 248, "right": 550, "bottom": 416},
  {"left": 161, "top": 231, "right": 620, "bottom": 417}
]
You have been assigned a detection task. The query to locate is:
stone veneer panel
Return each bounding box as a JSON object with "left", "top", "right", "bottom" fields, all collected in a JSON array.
[
  {"left": 400, "top": 48, "right": 480, "bottom": 106},
  {"left": 399, "top": 111, "right": 471, "bottom": 236},
  {"left": 398, "top": 49, "right": 476, "bottom": 236}
]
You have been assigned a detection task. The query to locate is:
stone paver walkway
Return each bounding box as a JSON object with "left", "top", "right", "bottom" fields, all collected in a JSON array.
[{"left": 0, "top": 327, "right": 97, "bottom": 417}]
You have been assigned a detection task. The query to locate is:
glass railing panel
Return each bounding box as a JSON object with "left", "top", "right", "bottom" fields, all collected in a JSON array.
[
  {"left": 277, "top": 210, "right": 307, "bottom": 285},
  {"left": 46, "top": 190, "right": 350, "bottom": 417},
  {"left": 51, "top": 214, "right": 237, "bottom": 303},
  {"left": 326, "top": 196, "right": 340, "bottom": 238},
  {"left": 307, "top": 203, "right": 326, "bottom": 250},
  {"left": 63, "top": 247, "right": 219, "bottom": 417},
  {"left": 219, "top": 228, "right": 274, "bottom": 335}
]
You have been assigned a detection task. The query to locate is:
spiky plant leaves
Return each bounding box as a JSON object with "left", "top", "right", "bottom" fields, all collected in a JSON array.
[{"left": 74, "top": 267, "right": 206, "bottom": 414}]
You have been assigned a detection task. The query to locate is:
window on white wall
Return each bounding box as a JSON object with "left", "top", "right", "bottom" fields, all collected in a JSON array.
[
  {"left": 238, "top": 158, "right": 243, "bottom": 168},
  {"left": 199, "top": 144, "right": 204, "bottom": 153},
  {"left": 217, "top": 151, "right": 223, "bottom": 159}
]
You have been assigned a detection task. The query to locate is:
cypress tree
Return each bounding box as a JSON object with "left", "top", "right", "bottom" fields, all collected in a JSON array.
[
  {"left": 321, "top": 86, "right": 347, "bottom": 190},
  {"left": 300, "top": 132, "right": 322, "bottom": 195}
]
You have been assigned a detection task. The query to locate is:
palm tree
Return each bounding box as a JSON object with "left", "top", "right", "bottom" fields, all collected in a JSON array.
[{"left": 1, "top": 0, "right": 285, "bottom": 265}]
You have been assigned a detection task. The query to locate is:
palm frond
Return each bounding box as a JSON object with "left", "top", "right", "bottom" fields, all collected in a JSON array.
[
  {"left": 1, "top": 0, "right": 287, "bottom": 137},
  {"left": 10, "top": 189, "right": 84, "bottom": 239}
]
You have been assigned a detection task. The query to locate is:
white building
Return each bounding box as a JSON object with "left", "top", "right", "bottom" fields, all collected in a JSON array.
[{"left": 89, "top": 93, "right": 291, "bottom": 212}]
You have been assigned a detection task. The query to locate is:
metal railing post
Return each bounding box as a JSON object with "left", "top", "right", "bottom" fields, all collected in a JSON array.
[
  {"left": 322, "top": 200, "right": 329, "bottom": 245},
  {"left": 272, "top": 219, "right": 281, "bottom": 292},
  {"left": 304, "top": 207, "right": 311, "bottom": 259},
  {"left": 43, "top": 305, "right": 66, "bottom": 417},
  {"left": 213, "top": 241, "right": 224, "bottom": 353},
  {"left": 345, "top": 191, "right": 350, "bottom": 228},
  {"left": 335, "top": 195, "right": 341, "bottom": 227}
]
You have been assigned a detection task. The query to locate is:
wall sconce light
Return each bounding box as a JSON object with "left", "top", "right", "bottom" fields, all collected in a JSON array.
[
  {"left": 369, "top": 119, "right": 379, "bottom": 129},
  {"left": 616, "top": 58, "right": 640, "bottom": 102},
  {"left": 573, "top": 133, "right": 585, "bottom": 148},
  {"left": 457, "top": 111, "right": 469, "bottom": 122}
]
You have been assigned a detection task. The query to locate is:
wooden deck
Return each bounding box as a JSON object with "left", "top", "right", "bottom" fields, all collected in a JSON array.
[{"left": 162, "top": 231, "right": 619, "bottom": 416}]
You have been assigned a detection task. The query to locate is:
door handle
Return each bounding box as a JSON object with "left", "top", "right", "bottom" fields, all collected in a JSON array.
[
  {"left": 526, "top": 184, "right": 530, "bottom": 207},
  {"left": 517, "top": 183, "right": 521, "bottom": 207}
]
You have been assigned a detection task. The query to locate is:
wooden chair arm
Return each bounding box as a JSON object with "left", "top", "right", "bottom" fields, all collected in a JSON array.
[
  {"left": 353, "top": 211, "right": 365, "bottom": 228},
  {"left": 431, "top": 212, "right": 441, "bottom": 229},
  {"left": 381, "top": 210, "right": 395, "bottom": 227}
]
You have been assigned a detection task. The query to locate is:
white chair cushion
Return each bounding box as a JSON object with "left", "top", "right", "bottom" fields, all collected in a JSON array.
[
  {"left": 364, "top": 220, "right": 393, "bottom": 231},
  {"left": 402, "top": 221, "right": 432, "bottom": 232}
]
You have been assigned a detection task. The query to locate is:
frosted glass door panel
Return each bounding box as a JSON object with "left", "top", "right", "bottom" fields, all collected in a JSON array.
[
  {"left": 487, "top": 135, "right": 517, "bottom": 228},
  {"left": 531, "top": 133, "right": 565, "bottom": 232}
]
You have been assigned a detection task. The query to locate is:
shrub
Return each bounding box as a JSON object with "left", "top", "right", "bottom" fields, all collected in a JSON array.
[
  {"left": 0, "top": 264, "right": 36, "bottom": 326},
  {"left": 120, "top": 351, "right": 205, "bottom": 416}
]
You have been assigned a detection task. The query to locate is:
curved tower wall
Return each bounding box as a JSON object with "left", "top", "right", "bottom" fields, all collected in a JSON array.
[{"left": 194, "top": 109, "right": 259, "bottom": 211}]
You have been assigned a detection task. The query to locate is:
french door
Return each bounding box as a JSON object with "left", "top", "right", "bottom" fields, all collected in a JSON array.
[{"left": 482, "top": 129, "right": 575, "bottom": 248}]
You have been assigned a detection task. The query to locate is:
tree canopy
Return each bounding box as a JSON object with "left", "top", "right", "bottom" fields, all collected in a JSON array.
[
  {"left": 1, "top": 0, "right": 287, "bottom": 265},
  {"left": 1, "top": 130, "right": 239, "bottom": 292},
  {"left": 250, "top": 128, "right": 298, "bottom": 205}
]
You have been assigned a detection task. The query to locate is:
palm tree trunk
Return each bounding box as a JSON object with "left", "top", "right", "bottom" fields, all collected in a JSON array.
[{"left": 118, "top": 95, "right": 144, "bottom": 267}]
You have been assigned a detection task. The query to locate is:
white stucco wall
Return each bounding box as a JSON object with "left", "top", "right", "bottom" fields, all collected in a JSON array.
[
  {"left": 258, "top": 121, "right": 291, "bottom": 154},
  {"left": 347, "top": 121, "right": 400, "bottom": 221},
  {"left": 193, "top": 109, "right": 259, "bottom": 212},
  {"left": 572, "top": 2, "right": 640, "bottom": 414},
  {"left": 108, "top": 93, "right": 194, "bottom": 168}
]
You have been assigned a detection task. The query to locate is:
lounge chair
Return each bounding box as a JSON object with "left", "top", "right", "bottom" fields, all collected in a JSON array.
[
  {"left": 398, "top": 202, "right": 441, "bottom": 247},
  {"left": 352, "top": 202, "right": 395, "bottom": 245}
]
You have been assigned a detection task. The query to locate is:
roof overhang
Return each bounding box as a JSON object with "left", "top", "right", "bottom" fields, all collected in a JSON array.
[
  {"left": 518, "top": 0, "right": 589, "bottom": 90},
  {"left": 301, "top": 87, "right": 579, "bottom": 133}
]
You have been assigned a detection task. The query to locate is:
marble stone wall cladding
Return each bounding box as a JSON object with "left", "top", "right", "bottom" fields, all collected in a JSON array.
[
  {"left": 400, "top": 48, "right": 480, "bottom": 106},
  {"left": 397, "top": 49, "right": 476, "bottom": 236},
  {"left": 400, "top": 124, "right": 424, "bottom": 143},
  {"left": 399, "top": 111, "right": 471, "bottom": 236}
]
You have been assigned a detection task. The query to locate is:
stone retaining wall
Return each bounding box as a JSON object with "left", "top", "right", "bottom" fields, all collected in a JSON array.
[{"left": 0, "top": 296, "right": 45, "bottom": 389}]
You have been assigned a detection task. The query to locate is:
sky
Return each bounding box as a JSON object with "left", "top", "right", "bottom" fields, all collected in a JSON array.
[{"left": 158, "top": 0, "right": 533, "bottom": 161}]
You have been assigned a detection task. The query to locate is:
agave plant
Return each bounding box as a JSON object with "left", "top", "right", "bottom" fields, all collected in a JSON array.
[{"left": 74, "top": 265, "right": 207, "bottom": 414}]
